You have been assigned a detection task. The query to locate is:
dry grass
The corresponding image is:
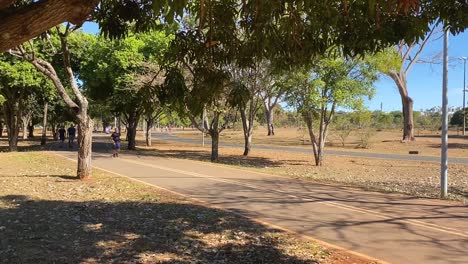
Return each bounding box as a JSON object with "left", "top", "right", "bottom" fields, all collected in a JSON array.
[
  {"left": 173, "top": 127, "right": 468, "bottom": 157},
  {"left": 0, "top": 151, "right": 370, "bottom": 264}
]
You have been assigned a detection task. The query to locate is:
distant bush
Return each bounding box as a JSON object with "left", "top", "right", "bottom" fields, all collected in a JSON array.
[{"left": 357, "top": 128, "right": 376, "bottom": 149}]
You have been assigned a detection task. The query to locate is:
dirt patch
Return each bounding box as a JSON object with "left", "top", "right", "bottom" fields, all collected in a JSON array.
[
  {"left": 172, "top": 127, "right": 468, "bottom": 157},
  {"left": 0, "top": 152, "right": 372, "bottom": 264}
]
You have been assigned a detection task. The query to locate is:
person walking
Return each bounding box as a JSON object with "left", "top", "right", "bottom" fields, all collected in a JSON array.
[
  {"left": 67, "top": 124, "right": 76, "bottom": 148},
  {"left": 111, "top": 128, "right": 121, "bottom": 157},
  {"left": 58, "top": 126, "right": 66, "bottom": 146}
]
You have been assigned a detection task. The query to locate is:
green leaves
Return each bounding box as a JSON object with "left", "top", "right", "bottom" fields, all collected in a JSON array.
[{"left": 286, "top": 54, "right": 378, "bottom": 115}]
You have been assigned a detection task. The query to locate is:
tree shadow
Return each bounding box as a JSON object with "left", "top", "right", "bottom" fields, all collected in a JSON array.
[
  {"left": 0, "top": 174, "right": 76, "bottom": 180},
  {"left": 121, "top": 147, "right": 292, "bottom": 169},
  {"left": 0, "top": 195, "right": 319, "bottom": 264},
  {"left": 183, "top": 179, "right": 468, "bottom": 263}
]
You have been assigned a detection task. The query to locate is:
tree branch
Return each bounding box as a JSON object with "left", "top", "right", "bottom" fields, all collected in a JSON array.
[
  {"left": 404, "top": 25, "right": 437, "bottom": 75},
  {"left": 11, "top": 48, "right": 80, "bottom": 111},
  {"left": 0, "top": 0, "right": 16, "bottom": 10},
  {"left": 58, "top": 27, "right": 87, "bottom": 109},
  {"left": 0, "top": 0, "right": 99, "bottom": 51}
]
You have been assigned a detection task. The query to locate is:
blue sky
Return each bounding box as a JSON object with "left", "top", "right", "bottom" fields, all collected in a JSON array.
[{"left": 82, "top": 23, "right": 467, "bottom": 112}]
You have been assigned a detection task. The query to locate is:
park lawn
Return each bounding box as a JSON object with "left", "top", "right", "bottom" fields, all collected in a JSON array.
[
  {"left": 0, "top": 151, "right": 370, "bottom": 264},
  {"left": 135, "top": 138, "right": 468, "bottom": 203},
  {"left": 172, "top": 127, "right": 468, "bottom": 158}
]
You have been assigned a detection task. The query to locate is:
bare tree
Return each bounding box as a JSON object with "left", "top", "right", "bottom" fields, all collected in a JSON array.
[{"left": 383, "top": 25, "right": 439, "bottom": 141}]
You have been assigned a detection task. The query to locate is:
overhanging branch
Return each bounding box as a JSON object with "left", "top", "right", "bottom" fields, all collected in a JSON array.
[{"left": 0, "top": 0, "right": 98, "bottom": 51}]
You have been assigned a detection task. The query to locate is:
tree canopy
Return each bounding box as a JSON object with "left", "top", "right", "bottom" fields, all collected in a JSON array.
[{"left": 1, "top": 0, "right": 467, "bottom": 56}]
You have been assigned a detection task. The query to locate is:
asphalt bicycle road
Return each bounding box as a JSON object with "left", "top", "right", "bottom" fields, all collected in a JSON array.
[
  {"left": 51, "top": 138, "right": 468, "bottom": 264},
  {"left": 153, "top": 132, "right": 468, "bottom": 164}
]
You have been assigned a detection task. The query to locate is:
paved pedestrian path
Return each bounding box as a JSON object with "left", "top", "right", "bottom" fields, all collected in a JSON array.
[{"left": 53, "top": 139, "right": 468, "bottom": 264}]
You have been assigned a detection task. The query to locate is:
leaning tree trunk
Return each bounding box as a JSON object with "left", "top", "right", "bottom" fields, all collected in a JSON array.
[
  {"left": 77, "top": 115, "right": 93, "bottom": 180},
  {"left": 391, "top": 72, "right": 415, "bottom": 142},
  {"left": 41, "top": 102, "right": 48, "bottom": 145}
]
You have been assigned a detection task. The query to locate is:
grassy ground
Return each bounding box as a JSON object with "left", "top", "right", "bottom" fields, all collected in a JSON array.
[
  {"left": 172, "top": 127, "right": 468, "bottom": 157},
  {"left": 134, "top": 138, "right": 468, "bottom": 203},
  {"left": 0, "top": 151, "right": 370, "bottom": 264}
]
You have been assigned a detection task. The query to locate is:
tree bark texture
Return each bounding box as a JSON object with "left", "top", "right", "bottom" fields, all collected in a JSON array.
[
  {"left": 76, "top": 116, "right": 93, "bottom": 180},
  {"left": 0, "top": 0, "right": 99, "bottom": 51},
  {"left": 41, "top": 101, "right": 48, "bottom": 145},
  {"left": 0, "top": 121, "right": 3, "bottom": 137}
]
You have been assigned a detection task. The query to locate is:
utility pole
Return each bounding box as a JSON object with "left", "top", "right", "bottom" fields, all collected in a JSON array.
[
  {"left": 462, "top": 57, "right": 467, "bottom": 136},
  {"left": 441, "top": 27, "right": 449, "bottom": 198}
]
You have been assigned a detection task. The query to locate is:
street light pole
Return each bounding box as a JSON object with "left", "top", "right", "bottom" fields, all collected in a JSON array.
[
  {"left": 441, "top": 28, "right": 449, "bottom": 198},
  {"left": 462, "top": 57, "right": 467, "bottom": 136}
]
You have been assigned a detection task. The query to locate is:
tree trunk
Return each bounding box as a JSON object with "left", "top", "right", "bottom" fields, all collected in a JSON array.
[
  {"left": 402, "top": 96, "right": 415, "bottom": 141},
  {"left": 126, "top": 113, "right": 139, "bottom": 150},
  {"left": 240, "top": 107, "right": 253, "bottom": 156},
  {"left": 0, "top": 121, "right": 3, "bottom": 138},
  {"left": 265, "top": 108, "right": 275, "bottom": 136},
  {"left": 391, "top": 72, "right": 415, "bottom": 142},
  {"left": 21, "top": 114, "right": 30, "bottom": 140},
  {"left": 145, "top": 119, "right": 153, "bottom": 147},
  {"left": 41, "top": 102, "right": 48, "bottom": 145},
  {"left": 211, "top": 130, "right": 219, "bottom": 162},
  {"left": 28, "top": 121, "right": 34, "bottom": 138},
  {"left": 210, "top": 114, "right": 220, "bottom": 162},
  {"left": 4, "top": 103, "right": 20, "bottom": 151},
  {"left": 51, "top": 123, "right": 58, "bottom": 140},
  {"left": 76, "top": 115, "right": 93, "bottom": 180}
]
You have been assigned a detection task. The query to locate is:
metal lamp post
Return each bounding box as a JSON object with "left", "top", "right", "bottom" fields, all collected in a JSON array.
[
  {"left": 462, "top": 57, "right": 467, "bottom": 136},
  {"left": 441, "top": 28, "right": 449, "bottom": 198}
]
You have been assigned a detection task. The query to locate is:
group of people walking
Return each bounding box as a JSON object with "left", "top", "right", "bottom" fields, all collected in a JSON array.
[
  {"left": 57, "top": 125, "right": 76, "bottom": 148},
  {"left": 56, "top": 124, "right": 121, "bottom": 158}
]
